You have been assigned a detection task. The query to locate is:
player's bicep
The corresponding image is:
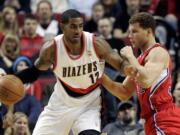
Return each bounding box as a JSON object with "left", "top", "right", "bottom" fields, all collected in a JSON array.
[
  {"left": 35, "top": 40, "right": 55, "bottom": 70},
  {"left": 144, "top": 47, "right": 169, "bottom": 76},
  {"left": 136, "top": 47, "right": 169, "bottom": 87}
]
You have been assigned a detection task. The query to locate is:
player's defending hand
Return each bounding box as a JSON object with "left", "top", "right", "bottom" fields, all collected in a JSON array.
[
  {"left": 120, "top": 46, "right": 138, "bottom": 78},
  {"left": 120, "top": 46, "right": 134, "bottom": 60}
]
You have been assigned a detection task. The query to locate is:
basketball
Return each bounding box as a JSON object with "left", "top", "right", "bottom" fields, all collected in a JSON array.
[{"left": 0, "top": 75, "right": 24, "bottom": 105}]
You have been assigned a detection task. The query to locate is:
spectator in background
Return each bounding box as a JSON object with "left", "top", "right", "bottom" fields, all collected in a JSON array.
[
  {"left": 69, "top": 0, "right": 98, "bottom": 20},
  {"left": 165, "top": 14, "right": 179, "bottom": 70},
  {"left": 0, "top": 34, "right": 20, "bottom": 73},
  {"left": 100, "top": 0, "right": 122, "bottom": 20},
  {"left": 97, "top": 17, "right": 124, "bottom": 125},
  {"left": 150, "top": 0, "right": 176, "bottom": 17},
  {"left": 154, "top": 15, "right": 179, "bottom": 72},
  {"left": 84, "top": 2, "right": 105, "bottom": 33},
  {"left": 20, "top": 15, "right": 43, "bottom": 62},
  {"left": 102, "top": 101, "right": 144, "bottom": 135},
  {"left": 12, "top": 56, "right": 42, "bottom": 101},
  {"left": 4, "top": 112, "right": 31, "bottom": 135},
  {"left": 31, "top": 0, "right": 69, "bottom": 14},
  {"left": 4, "top": 0, "right": 31, "bottom": 13},
  {"left": 0, "top": 6, "right": 18, "bottom": 37},
  {"left": 165, "top": 14, "right": 178, "bottom": 32},
  {"left": 36, "top": 0, "right": 59, "bottom": 39},
  {"left": 2, "top": 93, "right": 42, "bottom": 132},
  {"left": 97, "top": 17, "right": 124, "bottom": 79},
  {"left": 114, "top": 0, "right": 140, "bottom": 38}
]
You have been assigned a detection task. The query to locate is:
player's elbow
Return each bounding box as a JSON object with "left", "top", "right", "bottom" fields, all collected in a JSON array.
[
  {"left": 139, "top": 79, "right": 153, "bottom": 89},
  {"left": 117, "top": 87, "right": 133, "bottom": 101},
  {"left": 118, "top": 96, "right": 129, "bottom": 101},
  {"left": 118, "top": 93, "right": 132, "bottom": 101}
]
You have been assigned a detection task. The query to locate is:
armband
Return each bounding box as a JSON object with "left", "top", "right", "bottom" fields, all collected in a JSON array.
[{"left": 15, "top": 66, "right": 42, "bottom": 83}]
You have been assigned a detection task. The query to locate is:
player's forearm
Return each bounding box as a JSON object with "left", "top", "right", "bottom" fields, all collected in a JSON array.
[
  {"left": 101, "top": 74, "right": 131, "bottom": 101},
  {"left": 34, "top": 58, "right": 52, "bottom": 71}
]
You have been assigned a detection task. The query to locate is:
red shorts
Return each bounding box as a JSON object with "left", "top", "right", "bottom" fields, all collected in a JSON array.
[{"left": 144, "top": 105, "right": 180, "bottom": 135}]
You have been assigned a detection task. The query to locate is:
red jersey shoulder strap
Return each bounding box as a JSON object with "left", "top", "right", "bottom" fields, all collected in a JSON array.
[{"left": 138, "top": 43, "right": 161, "bottom": 65}]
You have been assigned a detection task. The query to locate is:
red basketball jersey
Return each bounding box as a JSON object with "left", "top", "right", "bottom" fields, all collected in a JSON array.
[
  {"left": 136, "top": 43, "right": 173, "bottom": 120},
  {"left": 135, "top": 43, "right": 180, "bottom": 134}
]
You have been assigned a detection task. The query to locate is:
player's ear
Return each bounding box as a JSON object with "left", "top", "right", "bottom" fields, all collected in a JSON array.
[
  {"left": 60, "top": 23, "right": 65, "bottom": 31},
  {"left": 147, "top": 28, "right": 152, "bottom": 35}
]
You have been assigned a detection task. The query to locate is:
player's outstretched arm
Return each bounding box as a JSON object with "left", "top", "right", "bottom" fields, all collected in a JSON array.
[
  {"left": 101, "top": 74, "right": 136, "bottom": 101},
  {"left": 15, "top": 40, "right": 55, "bottom": 83},
  {"left": 94, "top": 37, "right": 127, "bottom": 75}
]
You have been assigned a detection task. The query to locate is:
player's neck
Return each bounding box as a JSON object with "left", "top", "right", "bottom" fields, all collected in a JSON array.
[
  {"left": 63, "top": 37, "right": 82, "bottom": 55},
  {"left": 141, "top": 37, "right": 156, "bottom": 53}
]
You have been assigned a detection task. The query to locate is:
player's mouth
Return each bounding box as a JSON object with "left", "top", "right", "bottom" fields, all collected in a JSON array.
[
  {"left": 73, "top": 36, "right": 81, "bottom": 40},
  {"left": 130, "top": 39, "right": 135, "bottom": 44}
]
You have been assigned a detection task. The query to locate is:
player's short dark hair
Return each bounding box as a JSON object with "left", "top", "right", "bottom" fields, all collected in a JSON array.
[
  {"left": 61, "top": 9, "right": 83, "bottom": 24},
  {"left": 129, "top": 12, "right": 156, "bottom": 33}
]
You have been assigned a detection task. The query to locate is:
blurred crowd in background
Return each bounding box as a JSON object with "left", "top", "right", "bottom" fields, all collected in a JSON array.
[{"left": 0, "top": 0, "right": 179, "bottom": 135}]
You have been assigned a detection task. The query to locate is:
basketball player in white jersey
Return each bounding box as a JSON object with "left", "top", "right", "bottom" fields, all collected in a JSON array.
[{"left": 13, "top": 9, "right": 126, "bottom": 135}]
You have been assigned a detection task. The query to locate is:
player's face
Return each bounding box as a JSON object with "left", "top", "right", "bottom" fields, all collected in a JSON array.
[
  {"left": 128, "top": 23, "right": 149, "bottom": 48},
  {"left": 63, "top": 17, "right": 84, "bottom": 43}
]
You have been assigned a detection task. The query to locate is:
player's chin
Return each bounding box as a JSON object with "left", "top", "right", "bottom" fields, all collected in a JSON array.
[
  {"left": 72, "top": 38, "right": 81, "bottom": 43},
  {"left": 131, "top": 42, "right": 136, "bottom": 48}
]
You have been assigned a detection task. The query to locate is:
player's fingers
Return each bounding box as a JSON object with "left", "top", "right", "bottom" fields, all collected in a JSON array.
[{"left": 120, "top": 49, "right": 125, "bottom": 56}]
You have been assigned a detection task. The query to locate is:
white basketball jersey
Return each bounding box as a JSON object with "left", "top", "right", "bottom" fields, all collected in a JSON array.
[{"left": 53, "top": 31, "right": 104, "bottom": 94}]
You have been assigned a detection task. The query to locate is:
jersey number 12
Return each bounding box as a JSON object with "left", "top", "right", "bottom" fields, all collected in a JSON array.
[{"left": 89, "top": 72, "right": 99, "bottom": 84}]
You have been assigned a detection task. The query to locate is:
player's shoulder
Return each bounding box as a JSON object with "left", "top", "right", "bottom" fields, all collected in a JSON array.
[
  {"left": 93, "top": 35, "right": 107, "bottom": 45},
  {"left": 150, "top": 46, "right": 169, "bottom": 56},
  {"left": 82, "top": 31, "right": 93, "bottom": 36},
  {"left": 54, "top": 34, "right": 64, "bottom": 41},
  {"left": 147, "top": 45, "right": 169, "bottom": 61},
  {"left": 40, "top": 39, "right": 56, "bottom": 53}
]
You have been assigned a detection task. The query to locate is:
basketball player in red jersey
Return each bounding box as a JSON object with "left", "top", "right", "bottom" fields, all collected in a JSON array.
[
  {"left": 102, "top": 12, "right": 180, "bottom": 135},
  {"left": 9, "top": 9, "right": 127, "bottom": 135}
]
